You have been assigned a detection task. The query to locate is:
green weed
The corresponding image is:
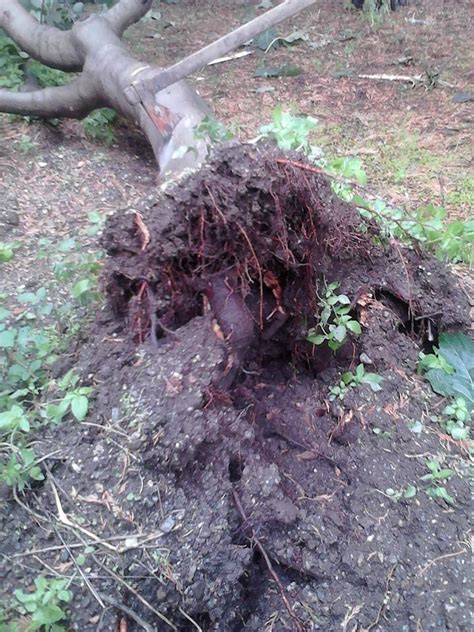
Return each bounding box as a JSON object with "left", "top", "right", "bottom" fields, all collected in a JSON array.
[
  {"left": 0, "top": 240, "right": 22, "bottom": 263},
  {"left": 82, "top": 108, "right": 118, "bottom": 145},
  {"left": 440, "top": 398, "right": 471, "bottom": 441},
  {"left": 384, "top": 484, "right": 417, "bottom": 502},
  {"left": 0, "top": 213, "right": 104, "bottom": 491},
  {"left": 329, "top": 363, "right": 383, "bottom": 400},
  {"left": 3, "top": 575, "right": 73, "bottom": 632},
  {"left": 257, "top": 105, "right": 321, "bottom": 159},
  {"left": 421, "top": 458, "right": 455, "bottom": 505},
  {"left": 307, "top": 281, "right": 361, "bottom": 351}
]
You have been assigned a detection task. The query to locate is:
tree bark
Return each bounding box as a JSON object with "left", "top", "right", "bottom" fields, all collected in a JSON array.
[{"left": 0, "top": 0, "right": 317, "bottom": 178}]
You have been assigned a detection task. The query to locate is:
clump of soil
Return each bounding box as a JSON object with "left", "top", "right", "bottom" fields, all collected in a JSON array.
[{"left": 0, "top": 144, "right": 471, "bottom": 632}]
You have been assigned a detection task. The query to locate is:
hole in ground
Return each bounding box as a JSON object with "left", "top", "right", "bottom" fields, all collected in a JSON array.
[{"left": 229, "top": 456, "right": 245, "bottom": 482}]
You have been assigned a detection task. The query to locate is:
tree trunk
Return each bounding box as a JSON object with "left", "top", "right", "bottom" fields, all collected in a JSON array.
[{"left": 0, "top": 0, "right": 317, "bottom": 178}]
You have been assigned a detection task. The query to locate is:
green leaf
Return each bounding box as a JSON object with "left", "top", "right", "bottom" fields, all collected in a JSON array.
[
  {"left": 29, "top": 466, "right": 44, "bottom": 482},
  {"left": 71, "top": 278, "right": 93, "bottom": 298},
  {"left": 307, "top": 333, "right": 325, "bottom": 345},
  {"left": 346, "top": 320, "right": 362, "bottom": 335},
  {"left": 363, "top": 372, "right": 384, "bottom": 392},
  {"left": 423, "top": 333, "right": 474, "bottom": 409},
  {"left": 0, "top": 328, "right": 16, "bottom": 348},
  {"left": 403, "top": 484, "right": 417, "bottom": 499},
  {"left": 450, "top": 425, "right": 469, "bottom": 440},
  {"left": 426, "top": 486, "right": 455, "bottom": 505},
  {"left": 279, "top": 30, "right": 309, "bottom": 45},
  {"left": 252, "top": 28, "right": 279, "bottom": 51},
  {"left": 71, "top": 394, "right": 88, "bottom": 421},
  {"left": 31, "top": 603, "right": 64, "bottom": 626},
  {"left": 341, "top": 371, "right": 354, "bottom": 385},
  {"left": 0, "top": 405, "right": 28, "bottom": 432},
  {"left": 355, "top": 364, "right": 365, "bottom": 380},
  {"left": 332, "top": 325, "right": 347, "bottom": 343}
]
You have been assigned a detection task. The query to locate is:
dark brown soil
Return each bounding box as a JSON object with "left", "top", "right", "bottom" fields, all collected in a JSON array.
[{"left": 1, "top": 144, "right": 471, "bottom": 632}]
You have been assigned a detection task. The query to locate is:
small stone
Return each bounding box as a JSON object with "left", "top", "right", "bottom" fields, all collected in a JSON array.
[
  {"left": 0, "top": 209, "right": 19, "bottom": 226},
  {"left": 360, "top": 352, "right": 373, "bottom": 365},
  {"left": 160, "top": 516, "right": 175, "bottom": 533},
  {"left": 124, "top": 536, "right": 138, "bottom": 549}
]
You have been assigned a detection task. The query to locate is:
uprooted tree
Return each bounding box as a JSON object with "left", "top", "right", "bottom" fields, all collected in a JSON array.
[{"left": 0, "top": 0, "right": 318, "bottom": 177}]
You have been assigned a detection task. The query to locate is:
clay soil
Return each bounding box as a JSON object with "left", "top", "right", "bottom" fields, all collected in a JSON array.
[{"left": 0, "top": 1, "right": 472, "bottom": 631}]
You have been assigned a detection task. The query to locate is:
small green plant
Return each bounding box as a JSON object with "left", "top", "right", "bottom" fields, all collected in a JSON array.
[
  {"left": 384, "top": 484, "right": 417, "bottom": 502},
  {"left": 307, "top": 281, "right": 361, "bottom": 351},
  {"left": 425, "top": 486, "right": 455, "bottom": 505},
  {"left": 257, "top": 105, "right": 320, "bottom": 158},
  {"left": 354, "top": 198, "right": 474, "bottom": 265},
  {"left": 0, "top": 35, "right": 25, "bottom": 89},
  {"left": 11, "top": 575, "right": 72, "bottom": 631},
  {"left": 420, "top": 458, "right": 455, "bottom": 505},
  {"left": 27, "top": 60, "right": 68, "bottom": 88},
  {"left": 360, "top": 0, "right": 392, "bottom": 27},
  {"left": 0, "top": 33, "right": 68, "bottom": 92},
  {"left": 421, "top": 458, "right": 454, "bottom": 483},
  {"left": 329, "top": 363, "right": 383, "bottom": 400},
  {"left": 17, "top": 134, "right": 37, "bottom": 153},
  {"left": 418, "top": 348, "right": 455, "bottom": 375},
  {"left": 82, "top": 108, "right": 118, "bottom": 145},
  {"left": 0, "top": 240, "right": 22, "bottom": 263},
  {"left": 440, "top": 397, "right": 471, "bottom": 440},
  {"left": 194, "top": 116, "right": 234, "bottom": 145},
  {"left": 0, "top": 447, "right": 44, "bottom": 492}
]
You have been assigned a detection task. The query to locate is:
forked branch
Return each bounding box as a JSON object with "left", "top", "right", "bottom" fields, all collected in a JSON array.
[
  {"left": 0, "top": 0, "right": 82, "bottom": 71},
  {"left": 105, "top": 0, "right": 154, "bottom": 36}
]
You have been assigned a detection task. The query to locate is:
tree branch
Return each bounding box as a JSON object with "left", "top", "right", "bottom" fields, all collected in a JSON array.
[
  {"left": 0, "top": 76, "right": 103, "bottom": 119},
  {"left": 105, "top": 0, "right": 153, "bottom": 36},
  {"left": 0, "top": 0, "right": 83, "bottom": 72},
  {"left": 135, "top": 0, "right": 317, "bottom": 95}
]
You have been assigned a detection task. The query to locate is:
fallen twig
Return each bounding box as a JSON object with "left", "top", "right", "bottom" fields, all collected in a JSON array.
[
  {"left": 91, "top": 552, "right": 177, "bottom": 631},
  {"left": 99, "top": 593, "right": 154, "bottom": 632},
  {"left": 232, "top": 489, "right": 306, "bottom": 632},
  {"left": 355, "top": 73, "right": 454, "bottom": 89},
  {"left": 357, "top": 72, "right": 423, "bottom": 85}
]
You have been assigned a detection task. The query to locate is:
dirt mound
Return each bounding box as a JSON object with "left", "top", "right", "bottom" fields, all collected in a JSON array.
[
  {"left": 1, "top": 144, "right": 471, "bottom": 631},
  {"left": 101, "top": 143, "right": 467, "bottom": 383}
]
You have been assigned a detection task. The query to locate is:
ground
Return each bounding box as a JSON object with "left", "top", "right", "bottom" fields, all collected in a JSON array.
[{"left": 0, "top": 1, "right": 472, "bottom": 631}]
